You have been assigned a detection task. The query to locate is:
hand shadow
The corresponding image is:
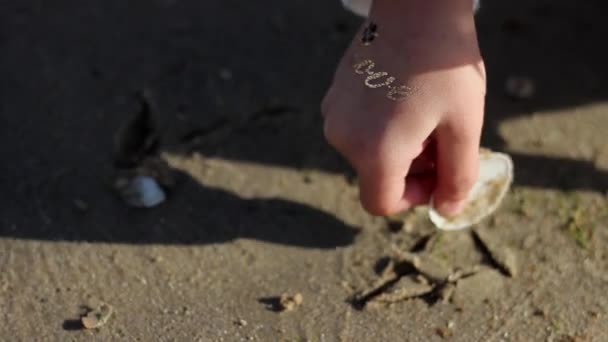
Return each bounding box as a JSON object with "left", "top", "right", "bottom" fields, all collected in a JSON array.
[{"left": 1, "top": 167, "right": 359, "bottom": 248}]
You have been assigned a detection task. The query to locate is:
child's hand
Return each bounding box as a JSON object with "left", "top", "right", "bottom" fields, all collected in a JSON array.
[{"left": 322, "top": 0, "right": 485, "bottom": 216}]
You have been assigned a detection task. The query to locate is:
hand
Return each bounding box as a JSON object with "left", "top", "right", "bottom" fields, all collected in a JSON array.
[{"left": 322, "top": 0, "right": 486, "bottom": 216}]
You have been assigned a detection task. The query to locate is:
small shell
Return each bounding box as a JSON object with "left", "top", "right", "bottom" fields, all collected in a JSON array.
[
  {"left": 429, "top": 150, "right": 513, "bottom": 231},
  {"left": 118, "top": 175, "right": 166, "bottom": 208}
]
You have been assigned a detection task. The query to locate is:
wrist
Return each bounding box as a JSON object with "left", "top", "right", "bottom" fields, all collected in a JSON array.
[
  {"left": 370, "top": 0, "right": 476, "bottom": 24},
  {"left": 364, "top": 0, "right": 481, "bottom": 71}
]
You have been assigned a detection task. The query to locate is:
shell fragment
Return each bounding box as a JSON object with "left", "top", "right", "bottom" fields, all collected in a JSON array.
[{"left": 429, "top": 150, "right": 513, "bottom": 231}]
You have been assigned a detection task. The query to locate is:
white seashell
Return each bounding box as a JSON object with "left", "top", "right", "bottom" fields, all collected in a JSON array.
[
  {"left": 429, "top": 150, "right": 513, "bottom": 231},
  {"left": 119, "top": 175, "right": 166, "bottom": 208}
]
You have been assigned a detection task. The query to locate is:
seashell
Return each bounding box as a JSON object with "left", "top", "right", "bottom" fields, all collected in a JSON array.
[
  {"left": 429, "top": 150, "right": 513, "bottom": 231},
  {"left": 118, "top": 175, "right": 166, "bottom": 208}
]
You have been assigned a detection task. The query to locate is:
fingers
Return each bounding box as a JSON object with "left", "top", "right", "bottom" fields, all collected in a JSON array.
[
  {"left": 433, "top": 113, "right": 483, "bottom": 216},
  {"left": 403, "top": 174, "right": 435, "bottom": 206},
  {"left": 325, "top": 110, "right": 437, "bottom": 216},
  {"left": 357, "top": 157, "right": 435, "bottom": 216},
  {"left": 357, "top": 161, "right": 410, "bottom": 216},
  {"left": 410, "top": 157, "right": 433, "bottom": 175},
  {"left": 410, "top": 140, "right": 436, "bottom": 175},
  {"left": 358, "top": 148, "right": 436, "bottom": 215}
]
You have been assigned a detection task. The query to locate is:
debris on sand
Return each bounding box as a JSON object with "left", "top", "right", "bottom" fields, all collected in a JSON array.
[
  {"left": 474, "top": 227, "right": 519, "bottom": 277},
  {"left": 81, "top": 304, "right": 113, "bottom": 329},
  {"left": 352, "top": 267, "right": 401, "bottom": 306},
  {"left": 436, "top": 326, "right": 453, "bottom": 339},
  {"left": 371, "top": 275, "right": 434, "bottom": 304},
  {"left": 234, "top": 319, "right": 248, "bottom": 327},
  {"left": 115, "top": 175, "right": 166, "bottom": 208},
  {"left": 393, "top": 250, "right": 452, "bottom": 283},
  {"left": 438, "top": 282, "right": 456, "bottom": 304},
  {"left": 354, "top": 258, "right": 400, "bottom": 300},
  {"left": 505, "top": 76, "right": 535, "bottom": 99},
  {"left": 279, "top": 293, "right": 303, "bottom": 312},
  {"left": 355, "top": 228, "right": 518, "bottom": 307},
  {"left": 354, "top": 256, "right": 497, "bottom": 307},
  {"left": 357, "top": 250, "right": 483, "bottom": 306},
  {"left": 447, "top": 265, "right": 482, "bottom": 283}
]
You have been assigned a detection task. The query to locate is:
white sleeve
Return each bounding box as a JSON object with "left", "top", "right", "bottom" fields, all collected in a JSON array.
[
  {"left": 341, "top": 0, "right": 480, "bottom": 17},
  {"left": 341, "top": 0, "right": 372, "bottom": 17}
]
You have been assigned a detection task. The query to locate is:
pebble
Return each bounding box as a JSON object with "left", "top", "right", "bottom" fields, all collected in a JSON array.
[
  {"left": 279, "top": 293, "right": 303, "bottom": 312},
  {"left": 439, "top": 283, "right": 456, "bottom": 303},
  {"left": 235, "top": 319, "right": 248, "bottom": 327},
  {"left": 81, "top": 304, "right": 113, "bottom": 329},
  {"left": 436, "top": 326, "right": 453, "bottom": 339},
  {"left": 505, "top": 76, "right": 535, "bottom": 99}
]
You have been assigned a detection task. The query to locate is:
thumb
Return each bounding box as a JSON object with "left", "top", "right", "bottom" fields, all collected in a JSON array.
[{"left": 433, "top": 116, "right": 481, "bottom": 217}]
